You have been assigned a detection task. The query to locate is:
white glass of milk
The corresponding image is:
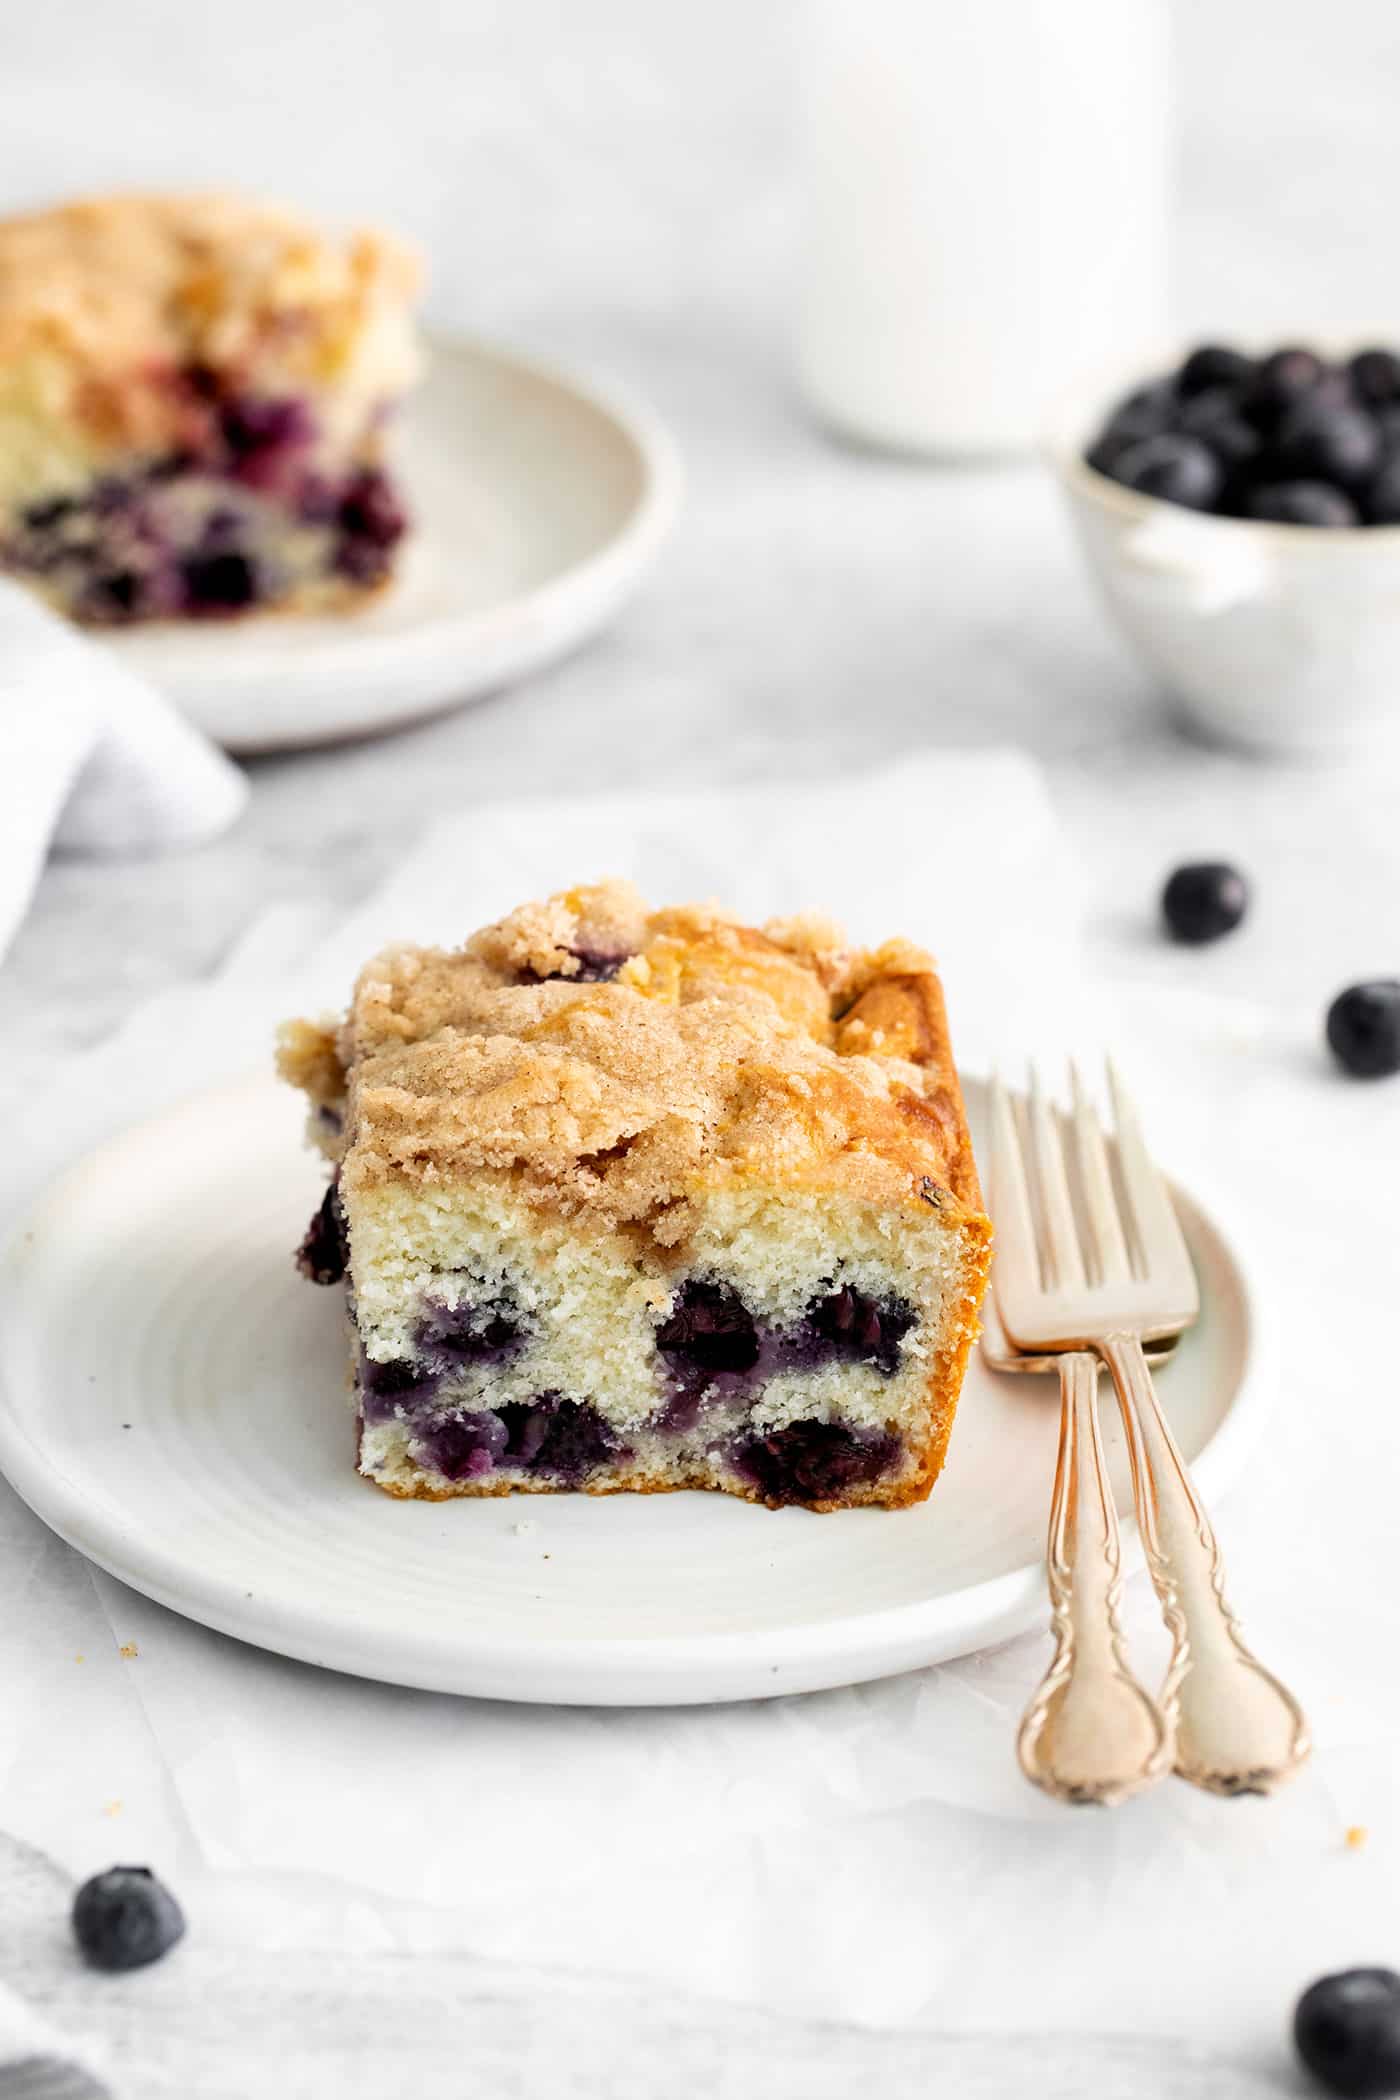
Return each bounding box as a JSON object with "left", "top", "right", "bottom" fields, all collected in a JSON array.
[{"left": 796, "top": 0, "right": 1170, "bottom": 456}]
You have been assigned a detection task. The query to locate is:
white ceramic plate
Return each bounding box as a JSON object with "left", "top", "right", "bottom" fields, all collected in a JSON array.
[
  {"left": 0, "top": 1076, "right": 1261, "bottom": 1706},
  {"left": 103, "top": 336, "right": 682, "bottom": 753}
]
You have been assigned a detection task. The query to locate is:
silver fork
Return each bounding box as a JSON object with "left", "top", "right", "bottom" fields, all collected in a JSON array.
[
  {"left": 979, "top": 1295, "right": 1173, "bottom": 1803},
  {"left": 981, "top": 1228, "right": 1172, "bottom": 1802},
  {"left": 991, "top": 1061, "right": 1310, "bottom": 1799}
]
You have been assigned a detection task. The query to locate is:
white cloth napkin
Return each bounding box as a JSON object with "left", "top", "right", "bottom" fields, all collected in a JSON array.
[
  {"left": 0, "top": 1984, "right": 107, "bottom": 2100},
  {"left": 0, "top": 582, "right": 247, "bottom": 961},
  {"left": 0, "top": 1837, "right": 111, "bottom": 2100},
  {"left": 0, "top": 751, "right": 1395, "bottom": 2075}
]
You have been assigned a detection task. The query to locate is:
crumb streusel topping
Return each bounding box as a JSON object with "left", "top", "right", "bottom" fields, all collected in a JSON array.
[
  {"left": 0, "top": 191, "right": 420, "bottom": 381},
  {"left": 278, "top": 881, "right": 983, "bottom": 1241}
]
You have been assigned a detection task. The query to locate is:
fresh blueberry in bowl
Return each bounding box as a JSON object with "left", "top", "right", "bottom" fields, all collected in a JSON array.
[
  {"left": 1272, "top": 401, "right": 1381, "bottom": 487},
  {"left": 1176, "top": 343, "right": 1255, "bottom": 398},
  {"left": 1294, "top": 1968, "right": 1400, "bottom": 2097},
  {"left": 1247, "top": 345, "right": 1329, "bottom": 420},
  {"left": 72, "top": 1865, "right": 186, "bottom": 1972},
  {"left": 1161, "top": 862, "right": 1249, "bottom": 945},
  {"left": 1362, "top": 459, "right": 1400, "bottom": 525},
  {"left": 1326, "top": 982, "right": 1400, "bottom": 1078},
  {"left": 1247, "top": 482, "right": 1360, "bottom": 528},
  {"left": 1081, "top": 341, "right": 1400, "bottom": 527},
  {"left": 1349, "top": 348, "right": 1400, "bottom": 407},
  {"left": 1085, "top": 381, "right": 1174, "bottom": 473},
  {"left": 1110, "top": 433, "right": 1223, "bottom": 511},
  {"left": 1176, "top": 387, "right": 1260, "bottom": 467}
]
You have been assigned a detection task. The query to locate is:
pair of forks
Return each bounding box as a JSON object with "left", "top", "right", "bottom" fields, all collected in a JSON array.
[{"left": 988, "top": 1063, "right": 1309, "bottom": 1805}]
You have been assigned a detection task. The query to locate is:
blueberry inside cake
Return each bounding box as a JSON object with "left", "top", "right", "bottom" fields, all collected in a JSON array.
[
  {"left": 278, "top": 883, "right": 991, "bottom": 1512},
  {"left": 0, "top": 193, "right": 421, "bottom": 624}
]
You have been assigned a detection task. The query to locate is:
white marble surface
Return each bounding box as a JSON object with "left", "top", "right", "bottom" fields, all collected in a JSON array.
[
  {"left": 4, "top": 2, "right": 1400, "bottom": 2093},
  {"left": 3, "top": 0, "right": 1400, "bottom": 1087}
]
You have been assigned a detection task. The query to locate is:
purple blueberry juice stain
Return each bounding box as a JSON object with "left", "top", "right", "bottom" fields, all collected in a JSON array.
[
  {"left": 6, "top": 375, "right": 409, "bottom": 624},
  {"left": 199, "top": 507, "right": 244, "bottom": 545},
  {"left": 359, "top": 1352, "right": 444, "bottom": 1423},
  {"left": 410, "top": 1280, "right": 531, "bottom": 1374},
  {"left": 497, "top": 1400, "right": 551, "bottom": 1467},
  {"left": 409, "top": 1409, "right": 508, "bottom": 1482},
  {"left": 416, "top": 1299, "right": 527, "bottom": 1366},
  {"left": 398, "top": 1394, "right": 624, "bottom": 1485},
  {"left": 90, "top": 476, "right": 130, "bottom": 516},
  {"left": 519, "top": 946, "right": 634, "bottom": 986},
  {"left": 82, "top": 570, "right": 143, "bottom": 620},
  {"left": 655, "top": 1277, "right": 915, "bottom": 1400},
  {"left": 339, "top": 467, "right": 407, "bottom": 546},
  {"left": 788, "top": 1284, "right": 916, "bottom": 1376},
  {"left": 731, "top": 1420, "right": 900, "bottom": 1503},
  {"left": 498, "top": 1395, "right": 621, "bottom": 1483},
  {"left": 181, "top": 549, "right": 261, "bottom": 613},
  {"left": 296, "top": 473, "right": 340, "bottom": 524},
  {"left": 334, "top": 536, "right": 394, "bottom": 587},
  {"left": 296, "top": 1181, "right": 348, "bottom": 1285},
  {"left": 219, "top": 390, "right": 314, "bottom": 482},
  {"left": 560, "top": 948, "right": 631, "bottom": 982},
  {"left": 22, "top": 494, "right": 75, "bottom": 531},
  {"left": 656, "top": 1281, "right": 760, "bottom": 1377},
  {"left": 334, "top": 467, "right": 408, "bottom": 586}
]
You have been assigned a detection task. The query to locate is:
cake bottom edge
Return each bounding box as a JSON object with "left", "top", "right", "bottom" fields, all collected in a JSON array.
[
  {"left": 2, "top": 443, "right": 409, "bottom": 626},
  {"left": 356, "top": 1406, "right": 957, "bottom": 1514}
]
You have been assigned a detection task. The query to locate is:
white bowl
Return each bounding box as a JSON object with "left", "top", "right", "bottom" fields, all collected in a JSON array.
[{"left": 1047, "top": 348, "right": 1400, "bottom": 758}]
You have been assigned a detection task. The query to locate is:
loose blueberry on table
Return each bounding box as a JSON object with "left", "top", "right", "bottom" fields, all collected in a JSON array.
[
  {"left": 1326, "top": 981, "right": 1400, "bottom": 1079},
  {"left": 1295, "top": 1968, "right": 1400, "bottom": 2098},
  {"left": 1085, "top": 342, "right": 1400, "bottom": 527},
  {"left": 72, "top": 1865, "right": 186, "bottom": 1972},
  {"left": 1161, "top": 862, "right": 1249, "bottom": 945}
]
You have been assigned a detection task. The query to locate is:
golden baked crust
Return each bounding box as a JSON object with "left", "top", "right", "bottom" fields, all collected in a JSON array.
[{"left": 281, "top": 879, "right": 985, "bottom": 1239}]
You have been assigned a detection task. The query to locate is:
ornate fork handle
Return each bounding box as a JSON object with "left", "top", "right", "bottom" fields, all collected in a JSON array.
[
  {"left": 1100, "top": 1334, "right": 1310, "bottom": 1796},
  {"left": 1018, "top": 1350, "right": 1173, "bottom": 1804}
]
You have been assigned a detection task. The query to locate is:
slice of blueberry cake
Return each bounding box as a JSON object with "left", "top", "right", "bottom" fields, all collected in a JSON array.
[
  {"left": 278, "top": 883, "right": 991, "bottom": 1512},
  {"left": 0, "top": 192, "right": 421, "bottom": 625}
]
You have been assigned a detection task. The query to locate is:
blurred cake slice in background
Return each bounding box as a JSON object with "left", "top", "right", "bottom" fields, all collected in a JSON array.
[{"left": 0, "top": 192, "right": 422, "bottom": 624}]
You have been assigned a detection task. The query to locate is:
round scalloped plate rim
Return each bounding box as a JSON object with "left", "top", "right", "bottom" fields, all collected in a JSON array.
[
  {"left": 102, "top": 334, "right": 683, "bottom": 754},
  {"left": 0, "top": 1073, "right": 1264, "bottom": 1706}
]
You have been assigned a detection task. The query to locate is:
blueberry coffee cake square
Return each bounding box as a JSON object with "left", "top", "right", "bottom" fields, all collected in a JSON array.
[
  {"left": 0, "top": 192, "right": 421, "bottom": 624},
  {"left": 278, "top": 883, "right": 991, "bottom": 1512}
]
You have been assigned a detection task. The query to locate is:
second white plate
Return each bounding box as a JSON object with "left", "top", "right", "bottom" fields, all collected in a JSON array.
[
  {"left": 105, "top": 335, "right": 682, "bottom": 752},
  {"left": 0, "top": 1075, "right": 1261, "bottom": 1706}
]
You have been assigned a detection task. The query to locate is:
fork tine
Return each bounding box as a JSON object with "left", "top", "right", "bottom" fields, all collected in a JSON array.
[
  {"left": 988, "top": 1074, "right": 1041, "bottom": 1293},
  {"left": 1069, "top": 1060, "right": 1132, "bottom": 1285},
  {"left": 1027, "top": 1063, "right": 1085, "bottom": 1292},
  {"left": 1106, "top": 1058, "right": 1198, "bottom": 1300}
]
